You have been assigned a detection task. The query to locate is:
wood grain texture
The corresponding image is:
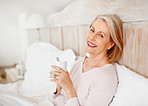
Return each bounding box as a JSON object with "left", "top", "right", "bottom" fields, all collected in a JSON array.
[
  {"left": 48, "top": 22, "right": 148, "bottom": 78},
  {"left": 49, "top": 27, "right": 63, "bottom": 50},
  {"left": 77, "top": 25, "right": 89, "bottom": 56},
  {"left": 62, "top": 26, "right": 79, "bottom": 55},
  {"left": 118, "top": 22, "right": 148, "bottom": 78}
]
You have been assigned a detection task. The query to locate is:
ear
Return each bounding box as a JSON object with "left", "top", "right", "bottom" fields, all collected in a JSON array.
[{"left": 108, "top": 42, "right": 115, "bottom": 50}]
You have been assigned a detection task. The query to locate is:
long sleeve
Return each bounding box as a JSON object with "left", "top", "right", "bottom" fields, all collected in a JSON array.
[
  {"left": 54, "top": 85, "right": 116, "bottom": 106},
  {"left": 65, "top": 97, "right": 79, "bottom": 106},
  {"left": 64, "top": 71, "right": 117, "bottom": 106},
  {"left": 53, "top": 59, "right": 81, "bottom": 106},
  {"left": 53, "top": 90, "right": 67, "bottom": 106},
  {"left": 84, "top": 74, "right": 117, "bottom": 106},
  {"left": 53, "top": 58, "right": 118, "bottom": 106},
  {"left": 53, "top": 90, "right": 80, "bottom": 106}
]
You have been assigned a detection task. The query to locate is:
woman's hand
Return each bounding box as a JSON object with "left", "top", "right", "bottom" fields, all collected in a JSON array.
[
  {"left": 56, "top": 84, "right": 62, "bottom": 93},
  {"left": 49, "top": 65, "right": 77, "bottom": 99}
]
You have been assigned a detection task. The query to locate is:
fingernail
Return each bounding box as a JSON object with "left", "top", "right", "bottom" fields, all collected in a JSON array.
[{"left": 51, "top": 65, "right": 54, "bottom": 67}]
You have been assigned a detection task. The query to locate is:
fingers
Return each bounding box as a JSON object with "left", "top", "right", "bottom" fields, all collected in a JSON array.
[
  {"left": 50, "top": 65, "right": 70, "bottom": 86},
  {"left": 50, "top": 78, "right": 58, "bottom": 83},
  {"left": 66, "top": 71, "right": 69, "bottom": 75},
  {"left": 50, "top": 74, "right": 61, "bottom": 83},
  {"left": 49, "top": 74, "right": 60, "bottom": 80},
  {"left": 50, "top": 70, "right": 61, "bottom": 76},
  {"left": 49, "top": 74, "right": 56, "bottom": 78},
  {"left": 51, "top": 65, "right": 65, "bottom": 73}
]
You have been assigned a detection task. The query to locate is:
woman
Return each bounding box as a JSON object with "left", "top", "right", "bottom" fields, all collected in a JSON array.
[{"left": 49, "top": 14, "right": 123, "bottom": 106}]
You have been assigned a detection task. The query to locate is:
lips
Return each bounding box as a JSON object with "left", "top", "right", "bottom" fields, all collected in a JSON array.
[{"left": 87, "top": 41, "right": 97, "bottom": 48}]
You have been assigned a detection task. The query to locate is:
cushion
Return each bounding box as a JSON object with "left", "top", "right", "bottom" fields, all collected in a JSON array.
[
  {"left": 110, "top": 63, "right": 148, "bottom": 106},
  {"left": 20, "top": 42, "right": 76, "bottom": 99}
]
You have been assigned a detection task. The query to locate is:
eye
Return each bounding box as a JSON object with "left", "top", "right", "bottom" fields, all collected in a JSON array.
[
  {"left": 90, "top": 29, "right": 94, "bottom": 33},
  {"left": 98, "top": 34, "right": 103, "bottom": 38}
]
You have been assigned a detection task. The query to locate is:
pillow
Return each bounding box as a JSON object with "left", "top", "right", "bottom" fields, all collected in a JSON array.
[
  {"left": 19, "top": 42, "right": 76, "bottom": 99},
  {"left": 110, "top": 63, "right": 148, "bottom": 106}
]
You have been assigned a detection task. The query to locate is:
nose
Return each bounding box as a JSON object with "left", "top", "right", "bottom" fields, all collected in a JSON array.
[{"left": 89, "top": 33, "right": 97, "bottom": 40}]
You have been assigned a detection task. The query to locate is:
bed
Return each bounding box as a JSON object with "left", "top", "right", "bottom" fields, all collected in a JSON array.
[
  {"left": 47, "top": 21, "right": 148, "bottom": 105},
  {"left": 0, "top": 20, "right": 148, "bottom": 106},
  {"left": 48, "top": 21, "right": 148, "bottom": 78}
]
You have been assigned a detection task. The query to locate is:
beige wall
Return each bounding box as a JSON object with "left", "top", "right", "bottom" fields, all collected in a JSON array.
[
  {"left": 48, "top": 0, "right": 148, "bottom": 25},
  {"left": 0, "top": 0, "right": 148, "bottom": 66},
  {"left": 0, "top": 0, "right": 74, "bottom": 66}
]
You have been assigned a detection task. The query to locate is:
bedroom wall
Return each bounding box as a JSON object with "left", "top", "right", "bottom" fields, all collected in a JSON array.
[
  {"left": 46, "top": 0, "right": 148, "bottom": 77},
  {"left": 0, "top": 0, "right": 74, "bottom": 66},
  {"left": 0, "top": 0, "right": 147, "bottom": 67},
  {"left": 47, "top": 0, "right": 148, "bottom": 25}
]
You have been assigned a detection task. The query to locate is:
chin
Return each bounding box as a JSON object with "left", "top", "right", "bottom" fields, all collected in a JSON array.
[{"left": 84, "top": 47, "right": 94, "bottom": 54}]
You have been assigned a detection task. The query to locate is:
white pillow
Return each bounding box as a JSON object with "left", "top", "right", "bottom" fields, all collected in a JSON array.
[
  {"left": 110, "top": 63, "right": 148, "bottom": 106},
  {"left": 20, "top": 42, "right": 76, "bottom": 98}
]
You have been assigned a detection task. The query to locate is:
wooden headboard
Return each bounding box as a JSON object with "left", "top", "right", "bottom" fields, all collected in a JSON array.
[{"left": 48, "top": 22, "right": 148, "bottom": 78}]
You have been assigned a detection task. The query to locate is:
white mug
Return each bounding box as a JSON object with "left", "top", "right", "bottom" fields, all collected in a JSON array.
[{"left": 56, "top": 61, "right": 67, "bottom": 72}]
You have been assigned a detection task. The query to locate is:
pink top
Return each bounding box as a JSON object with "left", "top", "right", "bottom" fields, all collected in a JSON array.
[{"left": 53, "top": 57, "right": 118, "bottom": 106}]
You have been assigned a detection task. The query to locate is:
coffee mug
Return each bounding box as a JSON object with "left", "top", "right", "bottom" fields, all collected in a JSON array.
[{"left": 56, "top": 61, "right": 67, "bottom": 72}]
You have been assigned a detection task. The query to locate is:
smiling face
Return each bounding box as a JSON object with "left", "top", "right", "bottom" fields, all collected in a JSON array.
[{"left": 85, "top": 18, "right": 114, "bottom": 56}]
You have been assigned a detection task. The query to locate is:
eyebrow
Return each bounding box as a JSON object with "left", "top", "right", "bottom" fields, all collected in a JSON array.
[
  {"left": 90, "top": 25, "right": 95, "bottom": 30},
  {"left": 91, "top": 25, "right": 106, "bottom": 36}
]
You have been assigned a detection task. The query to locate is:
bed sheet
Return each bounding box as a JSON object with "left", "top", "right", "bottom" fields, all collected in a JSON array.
[{"left": 0, "top": 81, "right": 54, "bottom": 106}]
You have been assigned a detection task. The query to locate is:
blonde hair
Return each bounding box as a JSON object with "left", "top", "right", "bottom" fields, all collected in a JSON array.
[{"left": 90, "top": 14, "right": 123, "bottom": 62}]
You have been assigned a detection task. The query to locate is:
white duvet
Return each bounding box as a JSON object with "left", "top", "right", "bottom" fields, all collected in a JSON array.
[
  {"left": 0, "top": 42, "right": 76, "bottom": 106},
  {"left": 0, "top": 81, "right": 54, "bottom": 106},
  {"left": 0, "top": 89, "right": 35, "bottom": 106},
  {"left": 1, "top": 42, "right": 148, "bottom": 106}
]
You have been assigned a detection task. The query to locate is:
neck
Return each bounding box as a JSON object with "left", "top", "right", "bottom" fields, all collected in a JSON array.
[{"left": 87, "top": 52, "right": 111, "bottom": 67}]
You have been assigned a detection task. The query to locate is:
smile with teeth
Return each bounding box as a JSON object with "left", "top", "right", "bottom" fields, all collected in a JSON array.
[{"left": 87, "top": 41, "right": 97, "bottom": 47}]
